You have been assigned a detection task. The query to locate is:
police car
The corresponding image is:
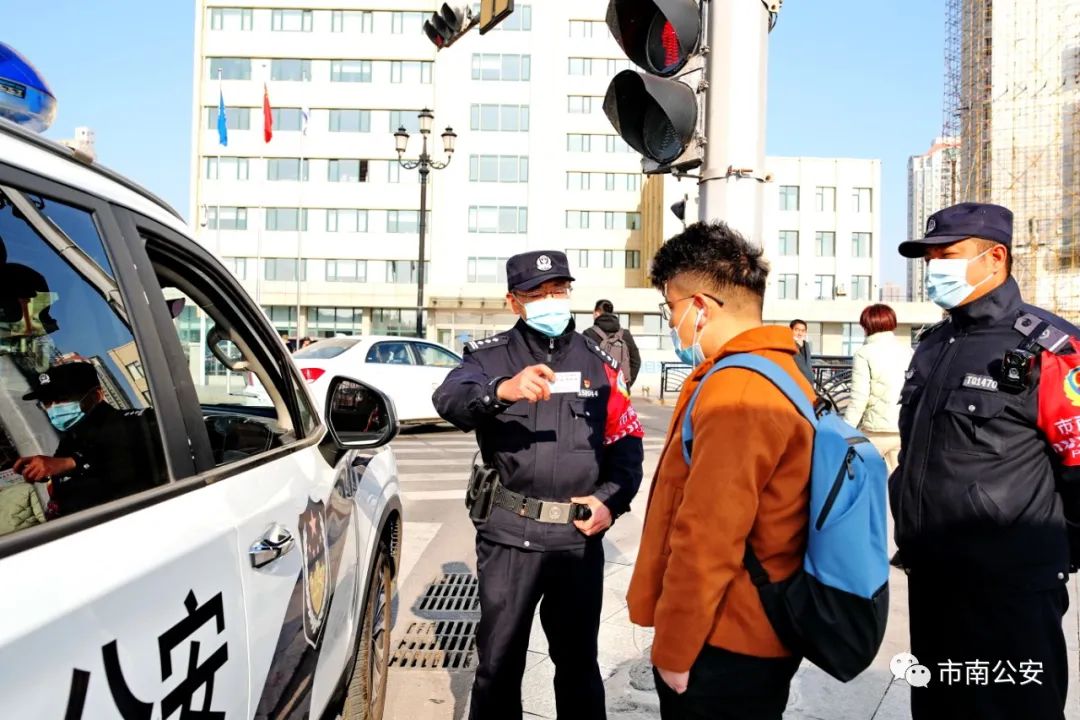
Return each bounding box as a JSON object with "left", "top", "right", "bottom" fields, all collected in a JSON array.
[{"left": 0, "top": 46, "right": 401, "bottom": 719}]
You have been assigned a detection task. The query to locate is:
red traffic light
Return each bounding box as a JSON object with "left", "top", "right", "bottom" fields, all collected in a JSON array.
[{"left": 606, "top": 0, "right": 701, "bottom": 76}]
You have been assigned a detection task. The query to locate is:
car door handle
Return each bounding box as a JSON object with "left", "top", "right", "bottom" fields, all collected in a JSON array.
[{"left": 249, "top": 524, "right": 295, "bottom": 569}]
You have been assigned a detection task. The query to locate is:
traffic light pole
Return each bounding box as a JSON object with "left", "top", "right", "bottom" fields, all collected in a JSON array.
[{"left": 697, "top": 0, "right": 772, "bottom": 248}]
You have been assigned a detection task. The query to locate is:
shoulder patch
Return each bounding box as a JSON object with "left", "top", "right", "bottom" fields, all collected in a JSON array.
[
  {"left": 1016, "top": 309, "right": 1077, "bottom": 354},
  {"left": 123, "top": 409, "right": 146, "bottom": 417},
  {"left": 914, "top": 319, "right": 948, "bottom": 344},
  {"left": 464, "top": 333, "right": 510, "bottom": 354},
  {"left": 585, "top": 337, "right": 619, "bottom": 369}
]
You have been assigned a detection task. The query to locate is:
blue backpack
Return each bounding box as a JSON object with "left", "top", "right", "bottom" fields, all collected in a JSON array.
[{"left": 681, "top": 353, "right": 890, "bottom": 682}]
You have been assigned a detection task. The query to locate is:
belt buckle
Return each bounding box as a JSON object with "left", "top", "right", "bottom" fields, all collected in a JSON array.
[{"left": 537, "top": 501, "right": 570, "bottom": 524}]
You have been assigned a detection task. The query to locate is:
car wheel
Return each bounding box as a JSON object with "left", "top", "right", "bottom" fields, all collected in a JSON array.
[{"left": 343, "top": 544, "right": 392, "bottom": 720}]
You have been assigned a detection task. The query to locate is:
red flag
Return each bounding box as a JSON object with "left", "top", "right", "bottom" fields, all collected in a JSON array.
[{"left": 262, "top": 83, "right": 273, "bottom": 143}]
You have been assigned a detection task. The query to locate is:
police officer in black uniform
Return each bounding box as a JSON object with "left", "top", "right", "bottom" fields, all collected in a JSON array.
[
  {"left": 15, "top": 362, "right": 164, "bottom": 517},
  {"left": 434, "top": 251, "right": 645, "bottom": 720},
  {"left": 892, "top": 203, "right": 1080, "bottom": 719}
]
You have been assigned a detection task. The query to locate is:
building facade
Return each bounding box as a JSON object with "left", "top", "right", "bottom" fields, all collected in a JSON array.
[{"left": 907, "top": 136, "right": 960, "bottom": 302}]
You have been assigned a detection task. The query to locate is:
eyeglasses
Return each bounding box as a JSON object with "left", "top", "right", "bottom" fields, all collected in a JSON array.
[
  {"left": 659, "top": 293, "right": 724, "bottom": 322},
  {"left": 514, "top": 284, "right": 573, "bottom": 302}
]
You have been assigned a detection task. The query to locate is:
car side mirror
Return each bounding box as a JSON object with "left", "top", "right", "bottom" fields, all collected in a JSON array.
[
  {"left": 207, "top": 325, "right": 249, "bottom": 372},
  {"left": 324, "top": 375, "right": 398, "bottom": 450}
]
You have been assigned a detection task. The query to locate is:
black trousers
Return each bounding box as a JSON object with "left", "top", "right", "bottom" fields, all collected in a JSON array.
[
  {"left": 469, "top": 536, "right": 606, "bottom": 720},
  {"left": 908, "top": 572, "right": 1070, "bottom": 720},
  {"left": 654, "top": 645, "right": 801, "bottom": 720}
]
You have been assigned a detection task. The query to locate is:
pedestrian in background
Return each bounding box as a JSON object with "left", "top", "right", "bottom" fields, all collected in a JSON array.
[
  {"left": 789, "top": 319, "right": 815, "bottom": 384},
  {"left": 841, "top": 303, "right": 911, "bottom": 472},
  {"left": 584, "top": 299, "right": 642, "bottom": 388},
  {"left": 627, "top": 222, "right": 813, "bottom": 719}
]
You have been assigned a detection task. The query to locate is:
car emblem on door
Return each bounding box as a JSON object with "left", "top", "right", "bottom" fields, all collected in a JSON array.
[{"left": 299, "top": 497, "right": 331, "bottom": 647}]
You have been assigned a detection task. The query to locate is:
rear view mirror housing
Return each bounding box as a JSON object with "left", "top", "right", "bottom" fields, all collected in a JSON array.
[{"left": 324, "top": 375, "right": 398, "bottom": 450}]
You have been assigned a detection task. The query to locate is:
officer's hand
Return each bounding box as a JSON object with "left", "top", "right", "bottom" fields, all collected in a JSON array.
[
  {"left": 497, "top": 364, "right": 556, "bottom": 404},
  {"left": 571, "top": 495, "right": 612, "bottom": 536},
  {"left": 656, "top": 667, "right": 689, "bottom": 695},
  {"left": 13, "top": 455, "right": 76, "bottom": 483}
]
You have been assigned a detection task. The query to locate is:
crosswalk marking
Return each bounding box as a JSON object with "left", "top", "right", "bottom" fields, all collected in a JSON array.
[{"left": 402, "top": 489, "right": 466, "bottom": 501}]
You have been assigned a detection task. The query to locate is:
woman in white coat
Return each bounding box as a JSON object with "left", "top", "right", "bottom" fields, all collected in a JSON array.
[{"left": 842, "top": 304, "right": 913, "bottom": 473}]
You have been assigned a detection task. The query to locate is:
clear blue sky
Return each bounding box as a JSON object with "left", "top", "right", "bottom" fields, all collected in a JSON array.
[{"left": 14, "top": 0, "right": 942, "bottom": 285}]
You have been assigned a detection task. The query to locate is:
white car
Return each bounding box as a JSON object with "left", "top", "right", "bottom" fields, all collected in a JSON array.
[
  {"left": 294, "top": 336, "right": 463, "bottom": 424},
  {"left": 0, "top": 114, "right": 401, "bottom": 718}
]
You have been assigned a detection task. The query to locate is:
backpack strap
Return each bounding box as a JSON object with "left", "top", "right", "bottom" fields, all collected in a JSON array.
[{"left": 591, "top": 326, "right": 610, "bottom": 342}]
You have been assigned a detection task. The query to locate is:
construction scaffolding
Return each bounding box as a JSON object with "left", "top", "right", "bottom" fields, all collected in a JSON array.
[{"left": 946, "top": 0, "right": 1080, "bottom": 320}]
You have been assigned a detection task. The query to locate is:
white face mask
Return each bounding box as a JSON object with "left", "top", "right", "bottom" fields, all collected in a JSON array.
[{"left": 925, "top": 248, "right": 994, "bottom": 310}]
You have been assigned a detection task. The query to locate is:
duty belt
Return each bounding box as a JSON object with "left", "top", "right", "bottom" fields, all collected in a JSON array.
[{"left": 491, "top": 482, "right": 588, "bottom": 524}]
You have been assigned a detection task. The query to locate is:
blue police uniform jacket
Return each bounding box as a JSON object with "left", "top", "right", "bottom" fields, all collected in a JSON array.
[
  {"left": 891, "top": 277, "right": 1080, "bottom": 589},
  {"left": 433, "top": 319, "right": 645, "bottom": 551}
]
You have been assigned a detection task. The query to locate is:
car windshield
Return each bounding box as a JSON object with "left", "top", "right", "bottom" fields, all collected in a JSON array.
[{"left": 294, "top": 338, "right": 360, "bottom": 360}]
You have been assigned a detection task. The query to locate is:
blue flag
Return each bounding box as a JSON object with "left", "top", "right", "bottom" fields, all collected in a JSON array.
[{"left": 216, "top": 89, "right": 228, "bottom": 146}]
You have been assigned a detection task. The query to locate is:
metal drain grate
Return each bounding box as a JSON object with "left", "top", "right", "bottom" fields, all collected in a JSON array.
[
  {"left": 416, "top": 572, "right": 480, "bottom": 616},
  {"left": 389, "top": 620, "right": 479, "bottom": 669}
]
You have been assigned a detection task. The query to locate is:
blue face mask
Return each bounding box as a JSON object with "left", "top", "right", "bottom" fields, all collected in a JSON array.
[
  {"left": 926, "top": 248, "right": 993, "bottom": 310},
  {"left": 46, "top": 401, "right": 85, "bottom": 431},
  {"left": 522, "top": 297, "right": 572, "bottom": 337},
  {"left": 671, "top": 304, "right": 706, "bottom": 366}
]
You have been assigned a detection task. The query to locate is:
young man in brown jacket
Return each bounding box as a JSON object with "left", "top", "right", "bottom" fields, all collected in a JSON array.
[{"left": 627, "top": 221, "right": 815, "bottom": 719}]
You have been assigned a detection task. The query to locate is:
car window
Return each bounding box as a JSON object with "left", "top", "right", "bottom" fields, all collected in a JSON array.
[
  {"left": 0, "top": 186, "right": 167, "bottom": 537},
  {"left": 413, "top": 343, "right": 461, "bottom": 368},
  {"left": 294, "top": 338, "right": 360, "bottom": 360},
  {"left": 365, "top": 341, "right": 415, "bottom": 365}
]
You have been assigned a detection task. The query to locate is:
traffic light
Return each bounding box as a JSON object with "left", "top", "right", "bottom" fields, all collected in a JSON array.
[
  {"left": 479, "top": 0, "right": 514, "bottom": 34},
  {"left": 603, "top": 0, "right": 704, "bottom": 173},
  {"left": 423, "top": 3, "right": 475, "bottom": 49}
]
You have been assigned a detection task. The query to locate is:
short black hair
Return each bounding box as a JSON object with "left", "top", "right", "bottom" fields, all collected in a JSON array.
[
  {"left": 650, "top": 221, "right": 769, "bottom": 304},
  {"left": 790, "top": 319, "right": 807, "bottom": 330},
  {"left": 595, "top": 299, "right": 614, "bottom": 314}
]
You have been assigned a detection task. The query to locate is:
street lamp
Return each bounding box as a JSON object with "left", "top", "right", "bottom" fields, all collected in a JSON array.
[{"left": 394, "top": 107, "right": 456, "bottom": 338}]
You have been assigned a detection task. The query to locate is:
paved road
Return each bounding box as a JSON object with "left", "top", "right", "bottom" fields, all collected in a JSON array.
[{"left": 383, "top": 400, "right": 1080, "bottom": 720}]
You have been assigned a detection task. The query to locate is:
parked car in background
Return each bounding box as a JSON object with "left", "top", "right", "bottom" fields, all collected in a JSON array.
[{"left": 293, "top": 336, "right": 462, "bottom": 424}]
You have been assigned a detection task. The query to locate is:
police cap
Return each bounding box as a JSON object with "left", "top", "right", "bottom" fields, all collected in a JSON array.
[
  {"left": 506, "top": 251, "right": 575, "bottom": 292},
  {"left": 898, "top": 202, "right": 1012, "bottom": 258},
  {"left": 22, "top": 362, "right": 101, "bottom": 402}
]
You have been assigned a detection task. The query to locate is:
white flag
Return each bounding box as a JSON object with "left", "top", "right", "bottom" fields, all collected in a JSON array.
[{"left": 301, "top": 106, "right": 310, "bottom": 136}]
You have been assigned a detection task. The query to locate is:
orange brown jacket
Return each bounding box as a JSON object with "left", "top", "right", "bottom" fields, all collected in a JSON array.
[{"left": 626, "top": 326, "right": 814, "bottom": 673}]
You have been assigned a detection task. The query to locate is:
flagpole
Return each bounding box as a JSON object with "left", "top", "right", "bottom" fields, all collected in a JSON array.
[
  {"left": 255, "top": 64, "right": 268, "bottom": 317},
  {"left": 216, "top": 68, "right": 223, "bottom": 259}
]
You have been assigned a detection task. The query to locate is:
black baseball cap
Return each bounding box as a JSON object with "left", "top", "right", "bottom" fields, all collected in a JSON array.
[
  {"left": 506, "top": 251, "right": 575, "bottom": 292},
  {"left": 22, "top": 362, "right": 101, "bottom": 402},
  {"left": 898, "top": 202, "right": 1013, "bottom": 258}
]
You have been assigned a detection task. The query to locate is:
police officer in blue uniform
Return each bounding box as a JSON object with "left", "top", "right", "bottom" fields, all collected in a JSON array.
[
  {"left": 434, "top": 251, "right": 645, "bottom": 720},
  {"left": 892, "top": 203, "right": 1080, "bottom": 719}
]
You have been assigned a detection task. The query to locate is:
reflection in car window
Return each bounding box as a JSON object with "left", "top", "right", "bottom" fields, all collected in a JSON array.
[
  {"left": 294, "top": 337, "right": 360, "bottom": 360},
  {"left": 413, "top": 343, "right": 461, "bottom": 368},
  {"left": 0, "top": 187, "right": 167, "bottom": 537},
  {"left": 366, "top": 342, "right": 414, "bottom": 365}
]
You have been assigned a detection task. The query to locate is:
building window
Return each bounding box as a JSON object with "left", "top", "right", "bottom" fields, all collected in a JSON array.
[
  {"left": 814, "top": 274, "right": 835, "bottom": 300},
  {"left": 385, "top": 260, "right": 428, "bottom": 284},
  {"left": 568, "top": 57, "right": 594, "bottom": 76},
  {"left": 390, "top": 60, "right": 433, "bottom": 84},
  {"left": 387, "top": 162, "right": 418, "bottom": 184},
  {"left": 567, "top": 134, "right": 592, "bottom": 152},
  {"left": 206, "top": 207, "right": 247, "bottom": 230},
  {"left": 603, "top": 250, "right": 614, "bottom": 268},
  {"left": 490, "top": 4, "right": 531, "bottom": 30},
  {"left": 605, "top": 135, "right": 633, "bottom": 153},
  {"left": 567, "top": 172, "right": 591, "bottom": 191},
  {"left": 468, "top": 206, "right": 528, "bottom": 234},
  {"left": 466, "top": 257, "right": 509, "bottom": 283},
  {"left": 222, "top": 257, "right": 248, "bottom": 280},
  {"left": 370, "top": 308, "right": 417, "bottom": 336},
  {"left": 270, "top": 108, "right": 303, "bottom": 131},
  {"left": 566, "top": 211, "right": 591, "bottom": 229},
  {"left": 626, "top": 212, "right": 642, "bottom": 230},
  {"left": 205, "top": 106, "right": 251, "bottom": 130},
  {"left": 842, "top": 322, "right": 866, "bottom": 355},
  {"left": 391, "top": 11, "right": 425, "bottom": 34},
  {"left": 568, "top": 95, "right": 594, "bottom": 113},
  {"left": 387, "top": 210, "right": 428, "bottom": 234},
  {"left": 271, "top": 9, "right": 313, "bottom": 31},
  {"left": 208, "top": 57, "right": 251, "bottom": 80},
  {"left": 469, "top": 104, "right": 529, "bottom": 132},
  {"left": 331, "top": 60, "right": 372, "bottom": 83},
  {"left": 814, "top": 231, "right": 836, "bottom": 257},
  {"left": 626, "top": 250, "right": 641, "bottom": 269},
  {"left": 852, "top": 187, "right": 873, "bottom": 212},
  {"left": 472, "top": 54, "right": 531, "bottom": 81},
  {"left": 815, "top": 186, "right": 836, "bottom": 212},
  {"left": 325, "top": 260, "right": 367, "bottom": 282},
  {"left": 778, "top": 230, "right": 799, "bottom": 256},
  {"left": 332, "top": 10, "right": 372, "bottom": 33},
  {"left": 569, "top": 19, "right": 606, "bottom": 37},
  {"left": 307, "top": 307, "right": 364, "bottom": 336},
  {"left": 271, "top": 59, "right": 311, "bottom": 82},
  {"left": 779, "top": 185, "right": 800, "bottom": 211},
  {"left": 210, "top": 8, "right": 253, "bottom": 31},
  {"left": 205, "top": 157, "right": 250, "bottom": 180},
  {"left": 605, "top": 58, "right": 635, "bottom": 75},
  {"left": 267, "top": 158, "right": 309, "bottom": 182},
  {"left": 264, "top": 258, "right": 307, "bottom": 281},
  {"left": 329, "top": 109, "right": 371, "bottom": 132},
  {"left": 577, "top": 249, "right": 589, "bottom": 268},
  {"left": 626, "top": 174, "right": 642, "bottom": 191},
  {"left": 777, "top": 274, "right": 799, "bottom": 299},
  {"left": 265, "top": 208, "right": 308, "bottom": 232},
  {"left": 851, "top": 275, "right": 872, "bottom": 301},
  {"left": 263, "top": 306, "right": 298, "bottom": 335},
  {"left": 326, "top": 209, "right": 369, "bottom": 233},
  {"left": 328, "top": 159, "right": 369, "bottom": 183},
  {"left": 469, "top": 155, "right": 529, "bottom": 183},
  {"left": 389, "top": 110, "right": 421, "bottom": 133},
  {"left": 852, "top": 232, "right": 872, "bottom": 258}
]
